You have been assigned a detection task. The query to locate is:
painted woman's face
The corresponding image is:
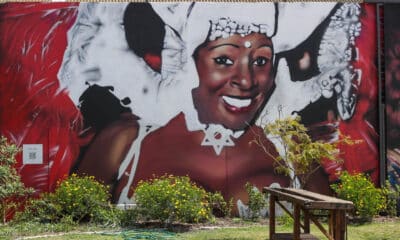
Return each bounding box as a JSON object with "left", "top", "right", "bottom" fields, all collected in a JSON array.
[{"left": 193, "top": 33, "right": 274, "bottom": 130}]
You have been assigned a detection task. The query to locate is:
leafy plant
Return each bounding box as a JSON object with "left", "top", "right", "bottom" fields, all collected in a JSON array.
[
  {"left": 207, "top": 191, "right": 233, "bottom": 218},
  {"left": 15, "top": 174, "right": 118, "bottom": 225},
  {"left": 243, "top": 182, "right": 267, "bottom": 220},
  {"left": 276, "top": 212, "right": 294, "bottom": 227},
  {"left": 54, "top": 174, "right": 110, "bottom": 222},
  {"left": 252, "top": 115, "right": 356, "bottom": 188},
  {"left": 120, "top": 208, "right": 139, "bottom": 227},
  {"left": 14, "top": 192, "right": 61, "bottom": 223},
  {"left": 381, "top": 180, "right": 399, "bottom": 217},
  {"left": 90, "top": 202, "right": 123, "bottom": 227},
  {"left": 0, "top": 136, "right": 33, "bottom": 224},
  {"left": 134, "top": 175, "right": 212, "bottom": 224},
  {"left": 331, "top": 171, "right": 385, "bottom": 221}
]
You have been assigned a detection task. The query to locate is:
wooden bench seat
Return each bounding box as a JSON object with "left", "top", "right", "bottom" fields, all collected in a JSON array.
[{"left": 263, "top": 187, "right": 354, "bottom": 240}]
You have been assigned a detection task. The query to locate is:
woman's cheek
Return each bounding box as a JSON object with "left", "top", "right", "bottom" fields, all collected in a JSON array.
[
  {"left": 255, "top": 70, "right": 272, "bottom": 88},
  {"left": 207, "top": 71, "right": 230, "bottom": 89}
]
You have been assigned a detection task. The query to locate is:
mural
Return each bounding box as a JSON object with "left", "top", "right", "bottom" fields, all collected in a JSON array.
[
  {"left": 385, "top": 4, "right": 400, "bottom": 188},
  {"left": 0, "top": 2, "right": 379, "bottom": 215}
]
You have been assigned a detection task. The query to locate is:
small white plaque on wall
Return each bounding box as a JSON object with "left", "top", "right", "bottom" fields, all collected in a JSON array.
[{"left": 22, "top": 144, "right": 43, "bottom": 164}]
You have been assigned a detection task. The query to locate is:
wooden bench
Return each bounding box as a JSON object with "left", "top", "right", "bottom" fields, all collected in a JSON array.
[{"left": 263, "top": 187, "right": 354, "bottom": 240}]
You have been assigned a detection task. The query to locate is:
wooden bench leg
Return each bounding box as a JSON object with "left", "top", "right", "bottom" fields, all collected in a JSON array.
[
  {"left": 294, "top": 204, "right": 301, "bottom": 240},
  {"left": 303, "top": 209, "right": 310, "bottom": 234},
  {"left": 329, "top": 210, "right": 334, "bottom": 237},
  {"left": 334, "top": 210, "right": 346, "bottom": 240},
  {"left": 269, "top": 196, "right": 276, "bottom": 240}
]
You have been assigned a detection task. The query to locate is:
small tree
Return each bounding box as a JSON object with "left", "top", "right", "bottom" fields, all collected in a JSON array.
[
  {"left": 0, "top": 136, "right": 33, "bottom": 224},
  {"left": 252, "top": 115, "right": 356, "bottom": 189}
]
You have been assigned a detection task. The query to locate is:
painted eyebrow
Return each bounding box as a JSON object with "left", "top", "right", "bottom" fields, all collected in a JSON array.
[
  {"left": 208, "top": 43, "right": 240, "bottom": 51},
  {"left": 257, "top": 44, "right": 273, "bottom": 50}
]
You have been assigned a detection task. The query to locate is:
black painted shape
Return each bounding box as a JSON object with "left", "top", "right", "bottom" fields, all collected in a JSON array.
[{"left": 78, "top": 84, "right": 131, "bottom": 130}]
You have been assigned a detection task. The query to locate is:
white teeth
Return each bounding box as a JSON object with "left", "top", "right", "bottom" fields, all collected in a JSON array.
[{"left": 222, "top": 96, "right": 252, "bottom": 108}]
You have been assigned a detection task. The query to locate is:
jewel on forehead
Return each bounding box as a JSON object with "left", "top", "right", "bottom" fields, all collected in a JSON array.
[{"left": 244, "top": 41, "right": 252, "bottom": 48}]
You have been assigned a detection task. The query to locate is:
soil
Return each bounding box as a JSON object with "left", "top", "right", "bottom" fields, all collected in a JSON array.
[{"left": 372, "top": 216, "right": 400, "bottom": 223}]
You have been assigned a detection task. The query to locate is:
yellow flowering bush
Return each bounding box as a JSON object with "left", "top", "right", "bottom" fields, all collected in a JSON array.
[
  {"left": 54, "top": 174, "right": 111, "bottom": 222},
  {"left": 331, "top": 171, "right": 386, "bottom": 221},
  {"left": 134, "top": 175, "right": 212, "bottom": 223},
  {"left": 16, "top": 174, "right": 119, "bottom": 224}
]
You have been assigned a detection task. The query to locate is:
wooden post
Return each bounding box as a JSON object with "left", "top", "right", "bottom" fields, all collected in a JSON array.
[
  {"left": 269, "top": 195, "right": 276, "bottom": 240},
  {"left": 329, "top": 209, "right": 335, "bottom": 237},
  {"left": 293, "top": 204, "right": 301, "bottom": 240},
  {"left": 334, "top": 210, "right": 346, "bottom": 240},
  {"left": 303, "top": 209, "right": 310, "bottom": 233}
]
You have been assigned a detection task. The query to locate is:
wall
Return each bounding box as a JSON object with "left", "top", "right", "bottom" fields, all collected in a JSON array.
[
  {"left": 385, "top": 4, "right": 400, "bottom": 190},
  {"left": 0, "top": 2, "right": 379, "bottom": 213}
]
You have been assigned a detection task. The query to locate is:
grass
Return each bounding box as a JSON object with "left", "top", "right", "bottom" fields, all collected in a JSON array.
[
  {"left": 177, "top": 220, "right": 400, "bottom": 240},
  {"left": 1, "top": 218, "right": 400, "bottom": 240},
  {"left": 0, "top": 222, "right": 120, "bottom": 240},
  {"left": 177, "top": 226, "right": 272, "bottom": 240},
  {"left": 22, "top": 234, "right": 121, "bottom": 240}
]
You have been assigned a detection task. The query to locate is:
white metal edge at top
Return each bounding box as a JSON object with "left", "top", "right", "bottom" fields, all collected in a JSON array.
[{"left": 0, "top": 0, "right": 366, "bottom": 4}]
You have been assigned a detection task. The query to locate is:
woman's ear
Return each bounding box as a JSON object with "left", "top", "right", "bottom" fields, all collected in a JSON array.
[{"left": 123, "top": 3, "right": 165, "bottom": 61}]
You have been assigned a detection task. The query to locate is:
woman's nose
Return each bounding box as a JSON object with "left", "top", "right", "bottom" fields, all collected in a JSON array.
[{"left": 231, "top": 59, "right": 254, "bottom": 90}]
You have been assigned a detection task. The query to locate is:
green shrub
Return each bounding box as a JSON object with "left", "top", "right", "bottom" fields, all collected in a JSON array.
[
  {"left": 244, "top": 182, "right": 267, "bottom": 220},
  {"left": 14, "top": 193, "right": 61, "bottom": 223},
  {"left": 54, "top": 174, "right": 110, "bottom": 222},
  {"left": 16, "top": 174, "right": 119, "bottom": 225},
  {"left": 91, "top": 202, "right": 123, "bottom": 227},
  {"left": 381, "top": 181, "right": 399, "bottom": 217},
  {"left": 0, "top": 136, "right": 34, "bottom": 224},
  {"left": 277, "top": 212, "right": 294, "bottom": 227},
  {"left": 207, "top": 192, "right": 233, "bottom": 218},
  {"left": 134, "top": 175, "right": 212, "bottom": 224},
  {"left": 331, "top": 171, "right": 385, "bottom": 220},
  {"left": 120, "top": 208, "right": 139, "bottom": 227}
]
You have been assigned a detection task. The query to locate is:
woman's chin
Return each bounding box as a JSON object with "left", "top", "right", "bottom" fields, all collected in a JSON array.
[
  {"left": 197, "top": 111, "right": 254, "bottom": 131},
  {"left": 220, "top": 120, "right": 251, "bottom": 132}
]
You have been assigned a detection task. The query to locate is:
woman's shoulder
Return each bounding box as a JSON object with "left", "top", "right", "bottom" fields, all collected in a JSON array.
[{"left": 95, "top": 112, "right": 140, "bottom": 144}]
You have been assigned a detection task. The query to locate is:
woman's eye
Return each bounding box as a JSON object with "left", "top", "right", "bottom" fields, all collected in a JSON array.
[
  {"left": 214, "top": 56, "right": 234, "bottom": 66},
  {"left": 253, "top": 57, "right": 268, "bottom": 66}
]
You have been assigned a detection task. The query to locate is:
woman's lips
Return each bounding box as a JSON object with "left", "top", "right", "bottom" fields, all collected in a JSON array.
[{"left": 222, "top": 96, "right": 254, "bottom": 112}]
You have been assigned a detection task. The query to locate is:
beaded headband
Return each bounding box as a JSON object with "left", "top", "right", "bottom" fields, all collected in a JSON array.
[{"left": 208, "top": 17, "right": 271, "bottom": 41}]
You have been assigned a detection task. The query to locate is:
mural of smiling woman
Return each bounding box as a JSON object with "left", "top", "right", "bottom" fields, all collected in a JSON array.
[
  {"left": 0, "top": 2, "right": 379, "bottom": 216},
  {"left": 64, "top": 2, "right": 346, "bottom": 211}
]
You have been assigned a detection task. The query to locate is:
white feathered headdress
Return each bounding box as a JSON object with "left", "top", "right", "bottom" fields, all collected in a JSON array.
[
  {"left": 154, "top": 2, "right": 336, "bottom": 59},
  {"left": 154, "top": 2, "right": 361, "bottom": 125}
]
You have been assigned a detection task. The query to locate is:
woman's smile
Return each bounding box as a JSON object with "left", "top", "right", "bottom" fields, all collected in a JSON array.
[
  {"left": 221, "top": 95, "right": 262, "bottom": 116},
  {"left": 222, "top": 96, "right": 252, "bottom": 109}
]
